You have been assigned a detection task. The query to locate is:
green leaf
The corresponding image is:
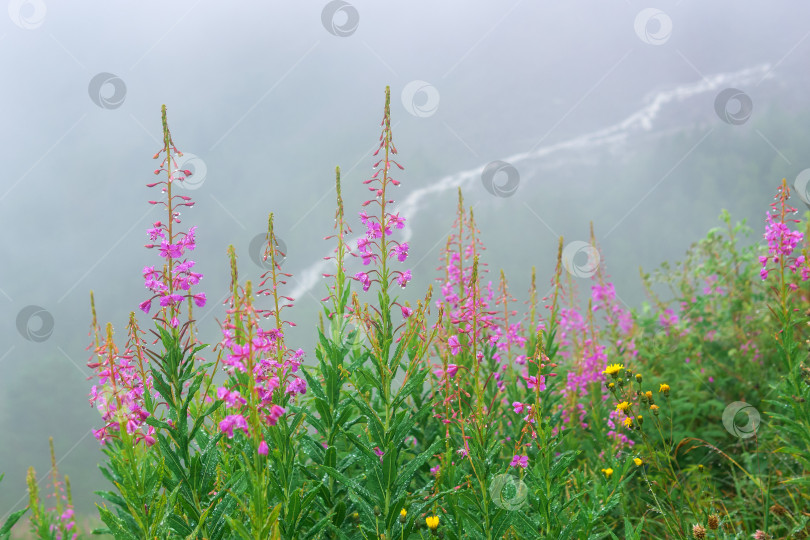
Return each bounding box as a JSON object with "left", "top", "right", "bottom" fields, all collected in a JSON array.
[
  {"left": 92, "top": 490, "right": 127, "bottom": 509},
  {"left": 393, "top": 438, "right": 444, "bottom": 500},
  {"left": 349, "top": 395, "right": 385, "bottom": 443},
  {"left": 225, "top": 515, "right": 254, "bottom": 540},
  {"left": 319, "top": 465, "right": 377, "bottom": 509},
  {"left": 157, "top": 433, "right": 188, "bottom": 484},
  {"left": 165, "top": 513, "right": 193, "bottom": 537},
  {"left": 0, "top": 508, "right": 27, "bottom": 536},
  {"left": 96, "top": 505, "right": 139, "bottom": 540}
]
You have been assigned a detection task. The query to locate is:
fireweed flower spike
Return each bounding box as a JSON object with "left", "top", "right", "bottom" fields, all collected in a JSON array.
[
  {"left": 321, "top": 166, "right": 353, "bottom": 306},
  {"left": 352, "top": 86, "right": 412, "bottom": 303},
  {"left": 215, "top": 215, "right": 306, "bottom": 453},
  {"left": 141, "top": 105, "right": 206, "bottom": 337},
  {"left": 87, "top": 320, "right": 153, "bottom": 446},
  {"left": 760, "top": 179, "right": 806, "bottom": 281}
]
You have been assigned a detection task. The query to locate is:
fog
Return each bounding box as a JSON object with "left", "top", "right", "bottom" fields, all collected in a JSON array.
[{"left": 2, "top": 1, "right": 810, "bottom": 517}]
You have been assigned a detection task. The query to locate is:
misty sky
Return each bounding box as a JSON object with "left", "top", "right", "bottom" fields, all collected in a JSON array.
[{"left": 2, "top": 1, "right": 810, "bottom": 517}]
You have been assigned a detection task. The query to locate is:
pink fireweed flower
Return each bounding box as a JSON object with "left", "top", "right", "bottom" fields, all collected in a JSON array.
[
  {"left": 373, "top": 446, "right": 385, "bottom": 463},
  {"left": 401, "top": 305, "right": 413, "bottom": 318},
  {"left": 258, "top": 439, "right": 269, "bottom": 455},
  {"left": 285, "top": 377, "right": 307, "bottom": 396},
  {"left": 388, "top": 213, "right": 406, "bottom": 230},
  {"left": 433, "top": 363, "right": 459, "bottom": 380},
  {"left": 389, "top": 242, "right": 409, "bottom": 262},
  {"left": 266, "top": 404, "right": 286, "bottom": 426},
  {"left": 142, "top": 115, "right": 206, "bottom": 327},
  {"left": 760, "top": 180, "right": 807, "bottom": 281},
  {"left": 396, "top": 269, "right": 412, "bottom": 288},
  {"left": 448, "top": 335, "right": 461, "bottom": 355},
  {"left": 158, "top": 240, "right": 183, "bottom": 259},
  {"left": 146, "top": 222, "right": 165, "bottom": 241},
  {"left": 217, "top": 387, "right": 247, "bottom": 407},
  {"left": 219, "top": 414, "right": 250, "bottom": 439},
  {"left": 88, "top": 319, "right": 154, "bottom": 447},
  {"left": 522, "top": 373, "right": 545, "bottom": 391},
  {"left": 512, "top": 402, "right": 525, "bottom": 414},
  {"left": 353, "top": 88, "right": 413, "bottom": 299},
  {"left": 658, "top": 308, "right": 679, "bottom": 328},
  {"left": 354, "top": 271, "right": 372, "bottom": 291},
  {"left": 510, "top": 455, "right": 528, "bottom": 468},
  {"left": 216, "top": 255, "right": 303, "bottom": 446}
]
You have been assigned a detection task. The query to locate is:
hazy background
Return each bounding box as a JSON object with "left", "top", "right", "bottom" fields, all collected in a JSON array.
[{"left": 2, "top": 0, "right": 810, "bottom": 518}]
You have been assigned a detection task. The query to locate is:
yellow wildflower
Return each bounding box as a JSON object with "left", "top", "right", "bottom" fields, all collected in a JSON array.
[
  {"left": 633, "top": 458, "right": 643, "bottom": 466},
  {"left": 425, "top": 515, "right": 439, "bottom": 531},
  {"left": 601, "top": 468, "right": 614, "bottom": 478},
  {"left": 659, "top": 383, "right": 670, "bottom": 396},
  {"left": 400, "top": 509, "right": 407, "bottom": 518},
  {"left": 603, "top": 363, "right": 625, "bottom": 377},
  {"left": 623, "top": 416, "right": 633, "bottom": 428},
  {"left": 616, "top": 401, "right": 631, "bottom": 414}
]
